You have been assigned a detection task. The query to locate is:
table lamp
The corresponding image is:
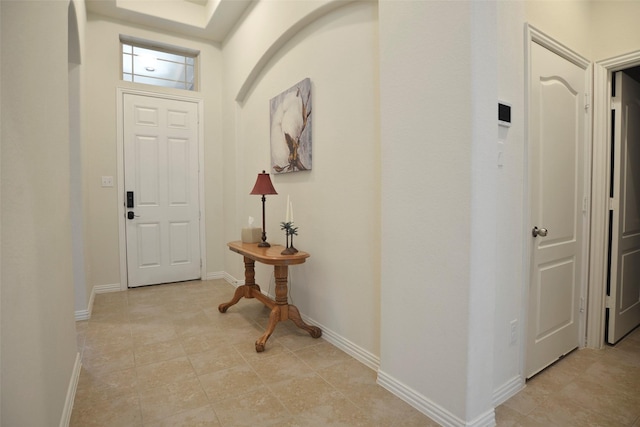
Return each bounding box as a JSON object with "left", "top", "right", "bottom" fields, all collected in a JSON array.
[{"left": 250, "top": 170, "right": 278, "bottom": 247}]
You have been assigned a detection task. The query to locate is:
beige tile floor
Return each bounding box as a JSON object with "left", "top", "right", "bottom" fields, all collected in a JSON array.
[
  {"left": 496, "top": 324, "right": 640, "bottom": 427},
  {"left": 71, "top": 279, "right": 640, "bottom": 427}
]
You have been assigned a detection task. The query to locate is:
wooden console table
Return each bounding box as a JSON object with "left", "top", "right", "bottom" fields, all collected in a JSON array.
[{"left": 219, "top": 241, "right": 322, "bottom": 352}]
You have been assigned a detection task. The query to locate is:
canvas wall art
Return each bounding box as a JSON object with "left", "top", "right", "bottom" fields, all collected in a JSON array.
[{"left": 270, "top": 78, "right": 312, "bottom": 174}]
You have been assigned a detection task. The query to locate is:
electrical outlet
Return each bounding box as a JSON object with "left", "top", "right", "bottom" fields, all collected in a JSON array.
[
  {"left": 101, "top": 176, "right": 114, "bottom": 187},
  {"left": 510, "top": 319, "right": 518, "bottom": 345}
]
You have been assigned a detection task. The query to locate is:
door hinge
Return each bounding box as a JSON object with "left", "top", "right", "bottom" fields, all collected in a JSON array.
[
  {"left": 609, "top": 197, "right": 616, "bottom": 211},
  {"left": 580, "top": 297, "right": 585, "bottom": 313},
  {"left": 605, "top": 295, "right": 612, "bottom": 309},
  {"left": 582, "top": 196, "right": 588, "bottom": 213}
]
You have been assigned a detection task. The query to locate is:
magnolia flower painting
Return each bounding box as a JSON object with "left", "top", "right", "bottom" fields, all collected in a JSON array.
[{"left": 270, "top": 78, "right": 312, "bottom": 174}]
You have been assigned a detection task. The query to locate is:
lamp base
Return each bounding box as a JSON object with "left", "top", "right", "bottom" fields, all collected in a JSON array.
[{"left": 258, "top": 228, "right": 270, "bottom": 247}]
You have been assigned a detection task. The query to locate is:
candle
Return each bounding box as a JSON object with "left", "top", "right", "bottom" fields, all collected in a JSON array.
[{"left": 290, "top": 201, "right": 293, "bottom": 222}]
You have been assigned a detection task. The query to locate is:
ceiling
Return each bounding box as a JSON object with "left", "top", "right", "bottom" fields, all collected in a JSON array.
[{"left": 85, "top": 0, "right": 253, "bottom": 42}]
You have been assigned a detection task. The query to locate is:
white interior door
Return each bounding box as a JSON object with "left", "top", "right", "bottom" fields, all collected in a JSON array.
[
  {"left": 526, "top": 41, "right": 588, "bottom": 378},
  {"left": 607, "top": 71, "right": 640, "bottom": 344},
  {"left": 124, "top": 94, "right": 201, "bottom": 287}
]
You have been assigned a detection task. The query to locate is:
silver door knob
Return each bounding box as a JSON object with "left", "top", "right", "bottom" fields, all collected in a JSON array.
[{"left": 532, "top": 226, "right": 548, "bottom": 237}]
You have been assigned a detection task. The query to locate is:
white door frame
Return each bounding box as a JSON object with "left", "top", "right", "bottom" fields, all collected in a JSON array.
[
  {"left": 116, "top": 87, "right": 206, "bottom": 290},
  {"left": 587, "top": 51, "right": 640, "bottom": 348},
  {"left": 523, "top": 26, "right": 592, "bottom": 370}
]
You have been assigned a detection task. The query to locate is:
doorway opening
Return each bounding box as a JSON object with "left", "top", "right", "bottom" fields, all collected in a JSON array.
[
  {"left": 603, "top": 66, "right": 640, "bottom": 345},
  {"left": 588, "top": 52, "right": 640, "bottom": 349}
]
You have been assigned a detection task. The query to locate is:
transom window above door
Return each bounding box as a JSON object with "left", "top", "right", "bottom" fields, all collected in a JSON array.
[{"left": 121, "top": 36, "right": 199, "bottom": 91}]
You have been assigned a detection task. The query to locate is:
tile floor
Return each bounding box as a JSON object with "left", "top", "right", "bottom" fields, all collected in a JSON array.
[
  {"left": 495, "top": 324, "right": 640, "bottom": 427},
  {"left": 71, "top": 279, "right": 640, "bottom": 426}
]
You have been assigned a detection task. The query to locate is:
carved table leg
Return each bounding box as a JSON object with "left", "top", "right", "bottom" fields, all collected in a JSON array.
[
  {"left": 218, "top": 257, "right": 260, "bottom": 313},
  {"left": 288, "top": 304, "right": 322, "bottom": 338},
  {"left": 218, "top": 285, "right": 245, "bottom": 313},
  {"left": 273, "top": 265, "right": 289, "bottom": 308},
  {"left": 222, "top": 257, "right": 321, "bottom": 352},
  {"left": 256, "top": 306, "right": 281, "bottom": 352}
]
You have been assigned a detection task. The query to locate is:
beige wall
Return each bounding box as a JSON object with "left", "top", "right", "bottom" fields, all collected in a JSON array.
[
  {"left": 379, "top": 1, "right": 499, "bottom": 422},
  {"left": 526, "top": 0, "right": 592, "bottom": 58},
  {"left": 222, "top": 0, "right": 381, "bottom": 360},
  {"left": 590, "top": 0, "right": 640, "bottom": 61},
  {"left": 493, "top": 0, "right": 527, "bottom": 401},
  {"left": 0, "top": 0, "right": 3, "bottom": 419},
  {"left": 524, "top": 0, "right": 640, "bottom": 64},
  {"left": 0, "top": 1, "right": 78, "bottom": 424},
  {"left": 83, "top": 15, "right": 225, "bottom": 292},
  {"left": 70, "top": 0, "right": 89, "bottom": 314}
]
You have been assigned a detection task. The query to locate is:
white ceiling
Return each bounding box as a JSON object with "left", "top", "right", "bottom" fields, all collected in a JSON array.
[{"left": 85, "top": 0, "right": 253, "bottom": 42}]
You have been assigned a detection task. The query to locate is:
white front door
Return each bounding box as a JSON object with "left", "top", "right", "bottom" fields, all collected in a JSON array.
[
  {"left": 608, "top": 71, "right": 640, "bottom": 344},
  {"left": 124, "top": 93, "right": 201, "bottom": 287},
  {"left": 526, "top": 40, "right": 589, "bottom": 377}
]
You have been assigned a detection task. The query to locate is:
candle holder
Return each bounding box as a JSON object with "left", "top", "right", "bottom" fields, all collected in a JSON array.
[{"left": 280, "top": 222, "right": 299, "bottom": 255}]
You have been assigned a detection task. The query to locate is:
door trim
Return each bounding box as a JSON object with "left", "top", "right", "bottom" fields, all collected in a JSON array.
[
  {"left": 588, "top": 51, "right": 640, "bottom": 348},
  {"left": 524, "top": 25, "right": 592, "bottom": 372},
  {"left": 116, "top": 87, "right": 206, "bottom": 290}
]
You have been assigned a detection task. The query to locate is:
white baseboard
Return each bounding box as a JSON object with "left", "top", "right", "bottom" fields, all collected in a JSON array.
[
  {"left": 377, "top": 370, "right": 496, "bottom": 427},
  {"left": 301, "top": 313, "right": 380, "bottom": 371},
  {"left": 74, "top": 308, "right": 90, "bottom": 321},
  {"left": 74, "top": 283, "right": 121, "bottom": 321},
  {"left": 74, "top": 289, "right": 95, "bottom": 321},
  {"left": 467, "top": 410, "right": 496, "bottom": 427},
  {"left": 492, "top": 375, "right": 524, "bottom": 406},
  {"left": 94, "top": 283, "right": 121, "bottom": 293},
  {"left": 59, "top": 352, "right": 81, "bottom": 427},
  {"left": 204, "top": 271, "right": 225, "bottom": 280},
  {"left": 377, "top": 369, "right": 465, "bottom": 426},
  {"left": 223, "top": 272, "right": 243, "bottom": 286}
]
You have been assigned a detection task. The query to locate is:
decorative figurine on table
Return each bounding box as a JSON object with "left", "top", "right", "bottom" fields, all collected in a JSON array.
[{"left": 280, "top": 222, "right": 299, "bottom": 255}]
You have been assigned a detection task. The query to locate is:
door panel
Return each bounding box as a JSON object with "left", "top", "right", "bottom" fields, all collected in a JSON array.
[
  {"left": 124, "top": 94, "right": 201, "bottom": 287},
  {"left": 527, "top": 41, "right": 587, "bottom": 378},
  {"left": 540, "top": 80, "right": 578, "bottom": 243},
  {"left": 608, "top": 72, "right": 640, "bottom": 343}
]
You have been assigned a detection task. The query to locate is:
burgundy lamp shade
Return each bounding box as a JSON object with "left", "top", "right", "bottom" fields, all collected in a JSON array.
[
  {"left": 250, "top": 170, "right": 278, "bottom": 195},
  {"left": 250, "top": 170, "right": 277, "bottom": 247}
]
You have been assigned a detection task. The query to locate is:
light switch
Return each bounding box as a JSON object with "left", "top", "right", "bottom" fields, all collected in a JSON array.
[{"left": 101, "top": 176, "right": 114, "bottom": 187}]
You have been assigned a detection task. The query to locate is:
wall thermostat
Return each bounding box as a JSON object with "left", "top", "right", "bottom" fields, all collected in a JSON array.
[{"left": 498, "top": 102, "right": 511, "bottom": 127}]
